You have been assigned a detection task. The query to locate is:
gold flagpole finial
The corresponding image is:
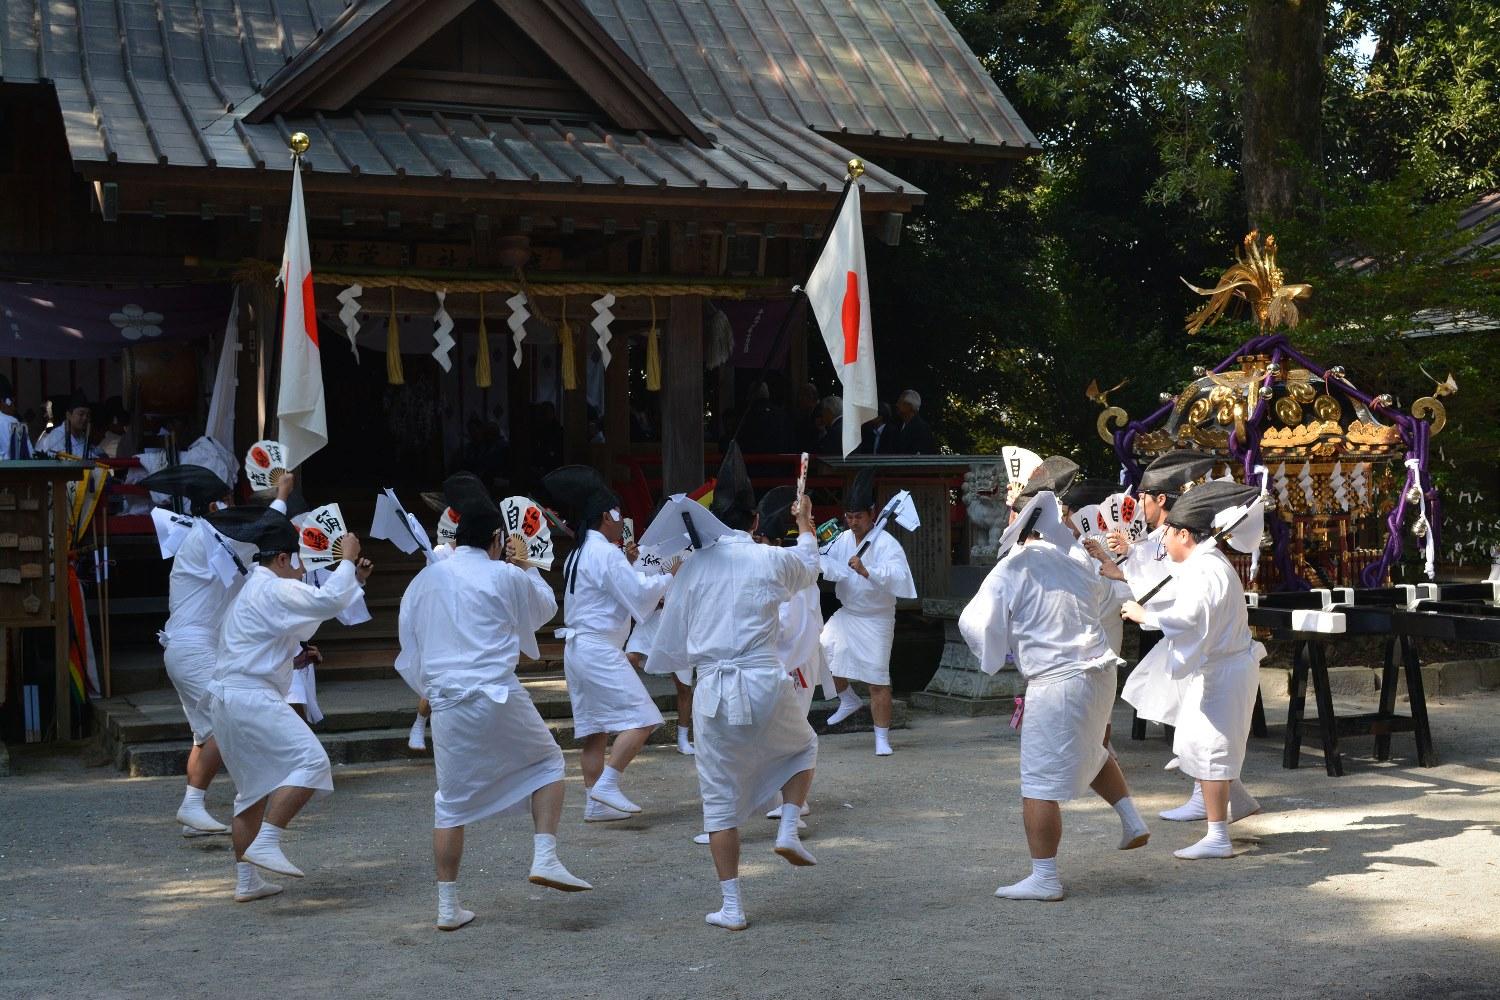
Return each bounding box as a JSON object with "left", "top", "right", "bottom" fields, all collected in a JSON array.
[
  {"left": 847, "top": 158, "right": 865, "bottom": 179},
  {"left": 288, "top": 132, "right": 311, "bottom": 156}
]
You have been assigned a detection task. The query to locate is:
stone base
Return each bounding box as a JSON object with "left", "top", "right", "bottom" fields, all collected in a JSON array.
[
  {"left": 0, "top": 740, "right": 9, "bottom": 778},
  {"left": 909, "top": 692, "right": 1015, "bottom": 717}
]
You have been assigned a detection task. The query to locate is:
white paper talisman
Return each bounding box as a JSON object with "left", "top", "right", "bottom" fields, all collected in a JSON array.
[
  {"left": 499, "top": 495, "right": 555, "bottom": 570},
  {"left": 298, "top": 502, "right": 349, "bottom": 570},
  {"left": 245, "top": 440, "right": 288, "bottom": 492}
]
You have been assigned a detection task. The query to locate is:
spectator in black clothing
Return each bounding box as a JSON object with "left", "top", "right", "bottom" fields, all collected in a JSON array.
[
  {"left": 888, "top": 389, "right": 938, "bottom": 454},
  {"left": 735, "top": 381, "right": 794, "bottom": 454},
  {"left": 792, "top": 380, "right": 821, "bottom": 453},
  {"left": 859, "top": 402, "right": 892, "bottom": 455},
  {"left": 814, "top": 395, "right": 844, "bottom": 455}
]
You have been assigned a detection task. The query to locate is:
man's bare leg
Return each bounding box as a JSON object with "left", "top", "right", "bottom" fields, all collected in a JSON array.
[
  {"left": 773, "top": 768, "right": 817, "bottom": 866},
  {"left": 433, "top": 826, "right": 473, "bottom": 930},
  {"left": 177, "top": 738, "right": 229, "bottom": 833},
  {"left": 580, "top": 732, "right": 608, "bottom": 789},
  {"left": 587, "top": 726, "right": 652, "bottom": 813},
  {"left": 1090, "top": 757, "right": 1150, "bottom": 849},
  {"left": 870, "top": 684, "right": 894, "bottom": 755},
  {"left": 1175, "top": 778, "right": 1234, "bottom": 860},
  {"left": 242, "top": 786, "right": 316, "bottom": 878},
  {"left": 995, "top": 798, "right": 1065, "bottom": 901},
  {"left": 528, "top": 779, "right": 592, "bottom": 892},
  {"left": 706, "top": 828, "right": 748, "bottom": 929}
]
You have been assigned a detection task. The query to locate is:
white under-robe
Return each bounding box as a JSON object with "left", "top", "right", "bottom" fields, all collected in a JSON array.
[
  {"left": 158, "top": 502, "right": 284, "bottom": 744},
  {"left": 209, "top": 560, "right": 363, "bottom": 814},
  {"left": 819, "top": 529, "right": 916, "bottom": 687},
  {"left": 558, "top": 531, "right": 672, "bottom": 738},
  {"left": 958, "top": 539, "right": 1123, "bottom": 801},
  {"left": 396, "top": 546, "right": 563, "bottom": 828},
  {"left": 1133, "top": 544, "right": 1265, "bottom": 781},
  {"left": 648, "top": 531, "right": 820, "bottom": 831},
  {"left": 1065, "top": 533, "right": 1125, "bottom": 654},
  {"left": 778, "top": 582, "right": 826, "bottom": 714}
]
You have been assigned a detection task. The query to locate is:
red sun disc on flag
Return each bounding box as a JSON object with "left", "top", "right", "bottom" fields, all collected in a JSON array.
[
  {"left": 251, "top": 446, "right": 270, "bottom": 468},
  {"left": 301, "top": 526, "right": 330, "bottom": 552}
]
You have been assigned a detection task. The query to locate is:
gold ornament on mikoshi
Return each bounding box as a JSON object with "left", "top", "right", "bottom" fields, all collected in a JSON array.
[
  {"left": 288, "top": 132, "right": 311, "bottom": 156},
  {"left": 1181, "top": 231, "right": 1312, "bottom": 335}
]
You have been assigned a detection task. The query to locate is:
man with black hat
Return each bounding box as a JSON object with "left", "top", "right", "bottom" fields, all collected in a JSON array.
[
  {"left": 959, "top": 490, "right": 1150, "bottom": 901},
  {"left": 648, "top": 445, "right": 821, "bottom": 930},
  {"left": 397, "top": 473, "right": 592, "bottom": 931},
  {"left": 821, "top": 468, "right": 917, "bottom": 754},
  {"left": 0, "top": 374, "right": 31, "bottom": 460},
  {"left": 34, "top": 389, "right": 98, "bottom": 458},
  {"left": 143, "top": 463, "right": 295, "bottom": 839},
  {"left": 208, "top": 509, "right": 373, "bottom": 899},
  {"left": 546, "top": 464, "right": 673, "bottom": 820},
  {"left": 1121, "top": 481, "right": 1266, "bottom": 860}
]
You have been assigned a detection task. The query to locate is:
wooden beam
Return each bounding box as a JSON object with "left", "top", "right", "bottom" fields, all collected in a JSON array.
[{"left": 662, "top": 295, "right": 704, "bottom": 494}]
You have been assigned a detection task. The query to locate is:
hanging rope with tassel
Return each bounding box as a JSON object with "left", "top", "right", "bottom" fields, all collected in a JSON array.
[
  {"left": 475, "top": 292, "right": 492, "bottom": 389},
  {"left": 386, "top": 287, "right": 405, "bottom": 386},
  {"left": 559, "top": 296, "right": 578, "bottom": 392},
  {"left": 646, "top": 296, "right": 662, "bottom": 392}
]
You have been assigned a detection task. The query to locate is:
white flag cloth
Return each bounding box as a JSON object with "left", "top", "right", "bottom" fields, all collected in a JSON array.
[
  {"left": 371, "top": 489, "right": 427, "bottom": 555},
  {"left": 149, "top": 507, "right": 196, "bottom": 559},
  {"left": 859, "top": 489, "right": 920, "bottom": 552},
  {"left": 803, "top": 181, "right": 877, "bottom": 457},
  {"left": 205, "top": 288, "right": 239, "bottom": 456},
  {"left": 275, "top": 157, "right": 327, "bottom": 469}
]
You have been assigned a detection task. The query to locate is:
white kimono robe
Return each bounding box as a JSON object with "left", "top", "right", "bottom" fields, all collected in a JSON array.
[
  {"left": 958, "top": 539, "right": 1123, "bottom": 801},
  {"left": 648, "top": 532, "right": 820, "bottom": 831},
  {"left": 625, "top": 560, "right": 687, "bottom": 684},
  {"left": 558, "top": 531, "right": 672, "bottom": 738},
  {"left": 778, "top": 583, "right": 826, "bottom": 715},
  {"left": 1130, "top": 545, "right": 1265, "bottom": 781},
  {"left": 0, "top": 411, "right": 31, "bottom": 460},
  {"left": 1117, "top": 523, "right": 1184, "bottom": 723},
  {"left": 33, "top": 423, "right": 98, "bottom": 458},
  {"left": 819, "top": 530, "right": 916, "bottom": 686},
  {"left": 396, "top": 547, "right": 563, "bottom": 828},
  {"left": 208, "top": 561, "right": 363, "bottom": 815},
  {"left": 158, "top": 501, "right": 285, "bottom": 743}
]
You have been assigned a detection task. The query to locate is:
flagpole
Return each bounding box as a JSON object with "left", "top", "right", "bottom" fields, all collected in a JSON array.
[
  {"left": 729, "top": 158, "right": 866, "bottom": 445},
  {"left": 266, "top": 131, "right": 311, "bottom": 444}
]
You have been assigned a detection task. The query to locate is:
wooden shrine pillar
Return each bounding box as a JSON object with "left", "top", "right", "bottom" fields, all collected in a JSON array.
[{"left": 662, "top": 295, "right": 703, "bottom": 494}]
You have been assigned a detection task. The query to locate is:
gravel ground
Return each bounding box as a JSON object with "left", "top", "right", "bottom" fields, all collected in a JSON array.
[{"left": 3, "top": 692, "right": 1499, "bottom": 1000}]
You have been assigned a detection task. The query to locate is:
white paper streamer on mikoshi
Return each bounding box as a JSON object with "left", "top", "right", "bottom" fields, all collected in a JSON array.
[
  {"left": 591, "top": 293, "right": 616, "bottom": 367},
  {"left": 500, "top": 495, "right": 555, "bottom": 570},
  {"left": 507, "top": 291, "right": 530, "bottom": 367},
  {"left": 1330, "top": 461, "right": 1349, "bottom": 512},
  {"left": 149, "top": 507, "right": 196, "bottom": 559},
  {"left": 1272, "top": 461, "right": 1291, "bottom": 509},
  {"left": 1351, "top": 462, "right": 1370, "bottom": 505},
  {"left": 431, "top": 290, "right": 455, "bottom": 372},
  {"left": 244, "top": 439, "right": 287, "bottom": 491},
  {"left": 336, "top": 284, "right": 362, "bottom": 361},
  {"left": 1298, "top": 461, "right": 1316, "bottom": 507},
  {"left": 298, "top": 502, "right": 349, "bottom": 570}
]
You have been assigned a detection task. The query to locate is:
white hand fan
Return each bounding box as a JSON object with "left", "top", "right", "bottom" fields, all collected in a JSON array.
[
  {"left": 621, "top": 517, "right": 636, "bottom": 547},
  {"left": 1103, "top": 492, "right": 1149, "bottom": 543},
  {"left": 298, "top": 502, "right": 349, "bottom": 570},
  {"left": 245, "top": 440, "right": 287, "bottom": 492},
  {"left": 500, "top": 495, "right": 555, "bottom": 570},
  {"left": 435, "top": 506, "right": 460, "bottom": 548}
]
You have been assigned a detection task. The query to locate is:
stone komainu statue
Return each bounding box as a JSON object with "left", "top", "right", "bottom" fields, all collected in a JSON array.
[{"left": 961, "top": 464, "right": 1008, "bottom": 564}]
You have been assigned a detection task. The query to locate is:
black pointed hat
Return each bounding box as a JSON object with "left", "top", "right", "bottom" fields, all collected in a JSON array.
[
  {"left": 1061, "top": 477, "right": 1117, "bottom": 512},
  {"left": 139, "top": 464, "right": 233, "bottom": 514},
  {"left": 845, "top": 467, "right": 877, "bottom": 512},
  {"left": 1012, "top": 455, "right": 1079, "bottom": 511},
  {"left": 542, "top": 464, "right": 620, "bottom": 526},
  {"left": 1140, "top": 450, "right": 1216, "bottom": 497},
  {"left": 205, "top": 504, "right": 270, "bottom": 543},
  {"left": 756, "top": 485, "right": 797, "bottom": 541},
  {"left": 443, "top": 472, "right": 502, "bottom": 537},
  {"left": 710, "top": 442, "right": 756, "bottom": 522},
  {"left": 247, "top": 510, "right": 299, "bottom": 558},
  {"left": 1165, "top": 480, "right": 1260, "bottom": 534}
]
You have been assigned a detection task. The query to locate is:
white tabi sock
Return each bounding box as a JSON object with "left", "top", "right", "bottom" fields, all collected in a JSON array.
[
  {"left": 528, "top": 833, "right": 592, "bottom": 891},
  {"left": 533, "top": 832, "right": 558, "bottom": 867},
  {"left": 994, "top": 857, "right": 1065, "bottom": 901},
  {"left": 176, "top": 785, "right": 228, "bottom": 833},
  {"left": 584, "top": 796, "right": 631, "bottom": 823},
  {"left": 874, "top": 726, "right": 893, "bottom": 756},
  {"left": 233, "top": 861, "right": 282, "bottom": 902},
  {"left": 407, "top": 714, "right": 428, "bottom": 751},
  {"left": 826, "top": 686, "right": 864, "bottom": 726},
  {"left": 707, "top": 877, "right": 747, "bottom": 930},
  {"left": 1160, "top": 782, "right": 1207, "bottom": 822},
  {"left": 1113, "top": 796, "right": 1150, "bottom": 850},
  {"left": 677, "top": 727, "right": 695, "bottom": 755},
  {"left": 588, "top": 766, "right": 641, "bottom": 813},
  {"left": 774, "top": 802, "right": 816, "bottom": 866},
  {"left": 244, "top": 822, "right": 304, "bottom": 878},
  {"left": 1174, "top": 820, "right": 1234, "bottom": 860},
  {"left": 436, "top": 881, "right": 474, "bottom": 930}
]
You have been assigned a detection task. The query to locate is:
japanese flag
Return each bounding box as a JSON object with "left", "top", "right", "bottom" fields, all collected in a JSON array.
[
  {"left": 803, "top": 181, "right": 877, "bottom": 457},
  {"left": 275, "top": 157, "right": 327, "bottom": 469}
]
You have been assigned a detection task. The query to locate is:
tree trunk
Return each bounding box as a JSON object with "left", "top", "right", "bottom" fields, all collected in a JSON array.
[{"left": 1242, "top": 0, "right": 1326, "bottom": 229}]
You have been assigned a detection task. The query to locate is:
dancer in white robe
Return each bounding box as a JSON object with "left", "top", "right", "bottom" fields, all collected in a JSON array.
[
  {"left": 821, "top": 468, "right": 916, "bottom": 755},
  {"left": 397, "top": 473, "right": 591, "bottom": 930},
  {"left": 208, "top": 510, "right": 372, "bottom": 901},
  {"left": 545, "top": 465, "right": 672, "bottom": 817},
  {"left": 648, "top": 445, "right": 821, "bottom": 930},
  {"left": 1122, "top": 481, "right": 1266, "bottom": 860},
  {"left": 625, "top": 541, "right": 694, "bottom": 757},
  {"left": 142, "top": 463, "right": 293, "bottom": 837},
  {"left": 960, "top": 491, "right": 1150, "bottom": 901}
]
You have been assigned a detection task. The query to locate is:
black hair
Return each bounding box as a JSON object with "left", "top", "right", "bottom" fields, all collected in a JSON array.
[
  {"left": 720, "top": 508, "right": 756, "bottom": 532},
  {"left": 455, "top": 519, "right": 500, "bottom": 549},
  {"left": 1165, "top": 523, "right": 1212, "bottom": 544}
]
